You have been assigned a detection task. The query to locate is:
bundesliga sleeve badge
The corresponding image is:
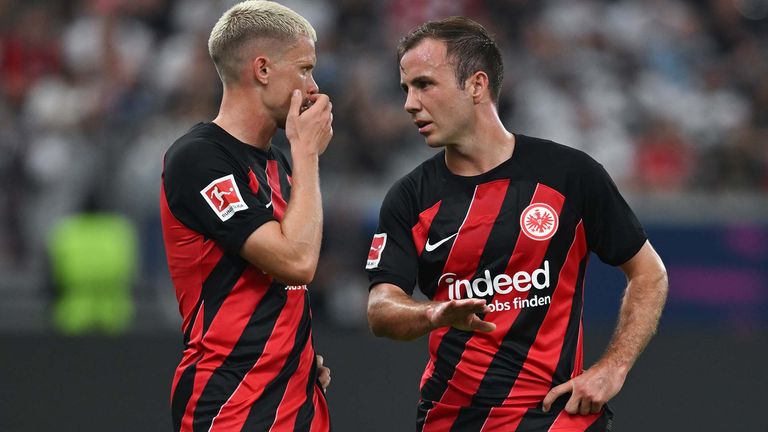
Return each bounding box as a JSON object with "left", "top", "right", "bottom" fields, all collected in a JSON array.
[
  {"left": 366, "top": 233, "right": 387, "bottom": 269},
  {"left": 201, "top": 174, "right": 249, "bottom": 221}
]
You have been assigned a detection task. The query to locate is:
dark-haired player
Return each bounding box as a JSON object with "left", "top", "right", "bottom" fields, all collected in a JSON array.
[
  {"left": 161, "top": 2, "right": 332, "bottom": 431},
  {"left": 366, "top": 17, "right": 668, "bottom": 432}
]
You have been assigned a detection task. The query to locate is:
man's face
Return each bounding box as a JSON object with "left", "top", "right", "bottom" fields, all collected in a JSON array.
[
  {"left": 399, "top": 38, "right": 474, "bottom": 147},
  {"left": 263, "top": 36, "right": 318, "bottom": 128}
]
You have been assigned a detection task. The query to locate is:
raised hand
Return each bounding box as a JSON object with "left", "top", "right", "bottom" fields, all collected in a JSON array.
[
  {"left": 285, "top": 90, "right": 333, "bottom": 157},
  {"left": 425, "top": 299, "right": 496, "bottom": 332}
]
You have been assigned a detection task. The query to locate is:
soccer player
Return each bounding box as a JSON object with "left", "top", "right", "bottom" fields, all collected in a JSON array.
[
  {"left": 160, "top": 1, "right": 332, "bottom": 431},
  {"left": 366, "top": 17, "right": 668, "bottom": 431}
]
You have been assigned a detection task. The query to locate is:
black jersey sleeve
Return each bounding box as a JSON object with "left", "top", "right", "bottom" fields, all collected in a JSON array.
[
  {"left": 366, "top": 179, "right": 419, "bottom": 295},
  {"left": 581, "top": 158, "right": 647, "bottom": 266},
  {"left": 163, "top": 139, "right": 276, "bottom": 256}
]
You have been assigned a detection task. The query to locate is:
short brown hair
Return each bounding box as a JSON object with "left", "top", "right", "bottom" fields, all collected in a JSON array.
[{"left": 397, "top": 17, "right": 503, "bottom": 105}]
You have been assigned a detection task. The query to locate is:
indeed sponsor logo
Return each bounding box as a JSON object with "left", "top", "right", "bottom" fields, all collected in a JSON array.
[
  {"left": 439, "top": 262, "right": 552, "bottom": 311},
  {"left": 440, "top": 261, "right": 551, "bottom": 301}
]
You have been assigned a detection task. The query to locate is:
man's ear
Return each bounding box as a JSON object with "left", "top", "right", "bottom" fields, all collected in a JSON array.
[
  {"left": 253, "top": 56, "right": 270, "bottom": 85},
  {"left": 468, "top": 71, "right": 490, "bottom": 103}
]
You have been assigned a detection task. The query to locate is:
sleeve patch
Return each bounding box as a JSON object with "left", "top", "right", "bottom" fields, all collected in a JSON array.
[
  {"left": 200, "top": 174, "right": 249, "bottom": 221},
  {"left": 366, "top": 233, "right": 387, "bottom": 269}
]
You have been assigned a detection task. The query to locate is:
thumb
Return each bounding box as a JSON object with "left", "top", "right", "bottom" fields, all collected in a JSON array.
[{"left": 288, "top": 89, "right": 302, "bottom": 118}]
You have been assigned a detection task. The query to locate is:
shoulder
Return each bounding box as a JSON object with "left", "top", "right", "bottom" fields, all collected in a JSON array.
[
  {"left": 516, "top": 134, "right": 600, "bottom": 173},
  {"left": 390, "top": 151, "right": 444, "bottom": 197},
  {"left": 380, "top": 152, "right": 444, "bottom": 218},
  {"left": 164, "top": 124, "right": 238, "bottom": 174}
]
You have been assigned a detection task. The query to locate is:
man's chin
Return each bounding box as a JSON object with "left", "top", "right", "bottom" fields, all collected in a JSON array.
[{"left": 424, "top": 136, "right": 444, "bottom": 148}]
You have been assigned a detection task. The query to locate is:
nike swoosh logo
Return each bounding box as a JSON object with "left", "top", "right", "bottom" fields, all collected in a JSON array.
[
  {"left": 266, "top": 201, "right": 273, "bottom": 208},
  {"left": 424, "top": 233, "right": 458, "bottom": 252}
]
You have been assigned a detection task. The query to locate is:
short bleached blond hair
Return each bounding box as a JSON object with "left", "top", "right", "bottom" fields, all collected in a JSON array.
[{"left": 208, "top": 1, "right": 317, "bottom": 83}]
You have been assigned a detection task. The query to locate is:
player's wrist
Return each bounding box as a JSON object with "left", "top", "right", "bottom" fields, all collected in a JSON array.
[
  {"left": 423, "top": 302, "right": 446, "bottom": 331},
  {"left": 594, "top": 357, "right": 631, "bottom": 380},
  {"left": 290, "top": 149, "right": 320, "bottom": 164}
]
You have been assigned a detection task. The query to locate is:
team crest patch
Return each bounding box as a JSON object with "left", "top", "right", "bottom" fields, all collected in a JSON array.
[
  {"left": 520, "top": 203, "right": 558, "bottom": 241},
  {"left": 201, "top": 174, "right": 248, "bottom": 221},
  {"left": 366, "top": 233, "right": 387, "bottom": 269}
]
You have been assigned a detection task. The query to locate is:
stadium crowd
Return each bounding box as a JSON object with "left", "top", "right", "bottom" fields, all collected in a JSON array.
[{"left": 1, "top": 0, "right": 766, "bottom": 328}]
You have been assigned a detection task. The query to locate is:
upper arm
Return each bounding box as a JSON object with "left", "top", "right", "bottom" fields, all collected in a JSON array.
[
  {"left": 619, "top": 241, "right": 667, "bottom": 282},
  {"left": 580, "top": 157, "right": 647, "bottom": 266},
  {"left": 163, "top": 140, "right": 275, "bottom": 256},
  {"left": 365, "top": 180, "right": 420, "bottom": 294}
]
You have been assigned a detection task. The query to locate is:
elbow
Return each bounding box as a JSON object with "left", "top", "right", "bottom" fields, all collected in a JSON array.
[
  {"left": 285, "top": 251, "right": 318, "bottom": 286},
  {"left": 367, "top": 307, "right": 385, "bottom": 338},
  {"left": 283, "top": 265, "right": 316, "bottom": 286},
  {"left": 367, "top": 304, "right": 396, "bottom": 339}
]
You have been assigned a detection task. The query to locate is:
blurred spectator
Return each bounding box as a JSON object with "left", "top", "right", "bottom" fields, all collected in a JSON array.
[{"left": 633, "top": 119, "right": 694, "bottom": 191}]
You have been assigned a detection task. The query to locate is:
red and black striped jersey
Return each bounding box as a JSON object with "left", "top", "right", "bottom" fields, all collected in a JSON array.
[
  {"left": 367, "top": 135, "right": 646, "bottom": 432},
  {"left": 161, "top": 122, "right": 329, "bottom": 432}
]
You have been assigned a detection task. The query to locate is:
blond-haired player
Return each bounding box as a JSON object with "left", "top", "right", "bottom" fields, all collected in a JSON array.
[{"left": 161, "top": 2, "right": 332, "bottom": 430}]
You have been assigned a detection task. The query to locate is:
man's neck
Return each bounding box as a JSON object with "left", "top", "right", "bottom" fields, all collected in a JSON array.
[
  {"left": 212, "top": 88, "right": 276, "bottom": 150},
  {"left": 444, "top": 109, "right": 515, "bottom": 176}
]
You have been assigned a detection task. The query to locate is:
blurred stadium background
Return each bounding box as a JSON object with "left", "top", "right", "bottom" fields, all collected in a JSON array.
[{"left": 0, "top": 0, "right": 766, "bottom": 430}]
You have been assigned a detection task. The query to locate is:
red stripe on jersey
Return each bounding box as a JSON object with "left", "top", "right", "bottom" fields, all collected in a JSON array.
[
  {"left": 179, "top": 267, "right": 273, "bottom": 432},
  {"left": 208, "top": 288, "right": 307, "bottom": 431},
  {"left": 412, "top": 200, "right": 442, "bottom": 256},
  {"left": 572, "top": 255, "right": 588, "bottom": 379},
  {"left": 420, "top": 358, "right": 435, "bottom": 390},
  {"left": 248, "top": 168, "right": 260, "bottom": 194},
  {"left": 478, "top": 405, "right": 528, "bottom": 431},
  {"left": 573, "top": 318, "right": 584, "bottom": 379},
  {"left": 266, "top": 160, "right": 287, "bottom": 221},
  {"left": 547, "top": 409, "right": 602, "bottom": 431},
  {"left": 310, "top": 383, "right": 330, "bottom": 432},
  {"left": 430, "top": 184, "right": 565, "bottom": 424},
  {"left": 160, "top": 183, "right": 225, "bottom": 335},
  {"left": 268, "top": 329, "right": 316, "bottom": 431},
  {"left": 171, "top": 300, "right": 205, "bottom": 401},
  {"left": 421, "top": 402, "right": 461, "bottom": 432},
  {"left": 481, "top": 222, "right": 587, "bottom": 430},
  {"left": 421, "top": 180, "right": 509, "bottom": 432}
]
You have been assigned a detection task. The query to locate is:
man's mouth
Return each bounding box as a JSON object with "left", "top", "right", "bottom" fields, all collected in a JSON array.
[{"left": 414, "top": 120, "right": 432, "bottom": 133}]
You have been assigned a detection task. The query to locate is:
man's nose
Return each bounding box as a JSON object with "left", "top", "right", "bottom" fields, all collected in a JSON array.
[
  {"left": 307, "top": 75, "right": 319, "bottom": 95},
  {"left": 404, "top": 89, "right": 420, "bottom": 113}
]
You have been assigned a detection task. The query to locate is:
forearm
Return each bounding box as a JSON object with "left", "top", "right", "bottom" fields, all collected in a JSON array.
[
  {"left": 598, "top": 269, "right": 668, "bottom": 375},
  {"left": 368, "top": 289, "right": 437, "bottom": 341},
  {"left": 280, "top": 153, "right": 323, "bottom": 272}
]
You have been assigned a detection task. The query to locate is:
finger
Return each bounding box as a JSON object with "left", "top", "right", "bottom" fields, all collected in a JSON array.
[
  {"left": 590, "top": 401, "right": 602, "bottom": 414},
  {"left": 542, "top": 381, "right": 572, "bottom": 412},
  {"left": 579, "top": 398, "right": 591, "bottom": 415},
  {"left": 288, "top": 89, "right": 302, "bottom": 118},
  {"left": 316, "top": 354, "right": 323, "bottom": 367},
  {"left": 564, "top": 392, "right": 581, "bottom": 415},
  {"left": 450, "top": 299, "right": 489, "bottom": 313},
  {"left": 320, "top": 373, "right": 331, "bottom": 390},
  {"left": 306, "top": 94, "right": 329, "bottom": 112},
  {"left": 469, "top": 315, "right": 496, "bottom": 332}
]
